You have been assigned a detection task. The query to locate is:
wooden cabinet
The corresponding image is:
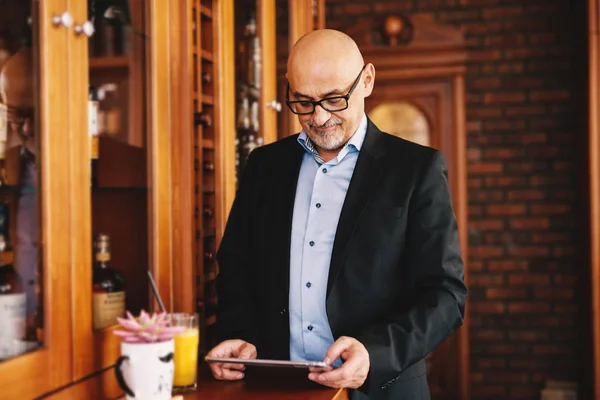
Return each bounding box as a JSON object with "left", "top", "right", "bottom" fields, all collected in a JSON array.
[{"left": 0, "top": 0, "right": 318, "bottom": 398}]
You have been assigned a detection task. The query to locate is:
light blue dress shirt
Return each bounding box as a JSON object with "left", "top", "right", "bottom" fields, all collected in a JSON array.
[{"left": 289, "top": 114, "right": 368, "bottom": 367}]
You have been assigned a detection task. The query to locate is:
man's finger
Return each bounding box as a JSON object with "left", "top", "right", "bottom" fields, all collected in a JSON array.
[
  {"left": 217, "top": 368, "right": 244, "bottom": 380},
  {"left": 323, "top": 337, "right": 353, "bottom": 364},
  {"left": 222, "top": 362, "right": 245, "bottom": 371},
  {"left": 237, "top": 345, "right": 257, "bottom": 360}
]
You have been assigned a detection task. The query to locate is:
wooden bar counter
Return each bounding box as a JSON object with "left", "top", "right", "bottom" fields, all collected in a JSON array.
[{"left": 177, "top": 364, "right": 348, "bottom": 400}]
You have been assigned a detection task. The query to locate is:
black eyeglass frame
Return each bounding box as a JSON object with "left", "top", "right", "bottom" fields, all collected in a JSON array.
[{"left": 285, "top": 65, "right": 366, "bottom": 115}]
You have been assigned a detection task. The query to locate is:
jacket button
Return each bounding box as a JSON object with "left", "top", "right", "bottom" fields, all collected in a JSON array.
[{"left": 279, "top": 308, "right": 287, "bottom": 315}]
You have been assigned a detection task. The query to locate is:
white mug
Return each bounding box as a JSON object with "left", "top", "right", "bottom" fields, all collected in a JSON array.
[{"left": 114, "top": 339, "right": 175, "bottom": 400}]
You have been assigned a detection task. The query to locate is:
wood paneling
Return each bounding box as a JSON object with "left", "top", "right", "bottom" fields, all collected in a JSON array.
[
  {"left": 148, "top": 0, "right": 173, "bottom": 312},
  {"left": 589, "top": 0, "right": 600, "bottom": 398},
  {"left": 0, "top": 0, "right": 73, "bottom": 398}
]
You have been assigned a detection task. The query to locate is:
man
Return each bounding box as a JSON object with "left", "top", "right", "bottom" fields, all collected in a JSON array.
[{"left": 207, "top": 29, "right": 467, "bottom": 399}]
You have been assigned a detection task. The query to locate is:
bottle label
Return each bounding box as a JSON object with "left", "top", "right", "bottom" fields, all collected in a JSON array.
[
  {"left": 0, "top": 293, "right": 27, "bottom": 360},
  {"left": 96, "top": 252, "right": 111, "bottom": 262},
  {"left": 93, "top": 291, "right": 125, "bottom": 330}
]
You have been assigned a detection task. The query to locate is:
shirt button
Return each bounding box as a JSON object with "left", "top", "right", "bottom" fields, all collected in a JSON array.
[
  {"left": 306, "top": 282, "right": 311, "bottom": 288},
  {"left": 308, "top": 325, "right": 313, "bottom": 331},
  {"left": 309, "top": 241, "right": 315, "bottom": 247},
  {"left": 322, "top": 168, "right": 327, "bottom": 173},
  {"left": 316, "top": 203, "right": 321, "bottom": 208}
]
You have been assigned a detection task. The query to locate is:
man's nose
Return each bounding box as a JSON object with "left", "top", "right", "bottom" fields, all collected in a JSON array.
[{"left": 311, "top": 105, "right": 331, "bottom": 127}]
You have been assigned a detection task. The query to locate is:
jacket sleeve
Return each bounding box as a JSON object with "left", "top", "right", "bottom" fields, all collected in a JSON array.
[
  {"left": 215, "top": 150, "right": 261, "bottom": 346},
  {"left": 355, "top": 150, "right": 468, "bottom": 393}
]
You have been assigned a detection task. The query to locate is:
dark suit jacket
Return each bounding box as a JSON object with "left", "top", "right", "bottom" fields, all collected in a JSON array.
[{"left": 216, "top": 119, "right": 468, "bottom": 399}]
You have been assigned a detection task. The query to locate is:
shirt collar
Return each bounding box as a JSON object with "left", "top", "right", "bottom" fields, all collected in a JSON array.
[{"left": 297, "top": 113, "right": 368, "bottom": 160}]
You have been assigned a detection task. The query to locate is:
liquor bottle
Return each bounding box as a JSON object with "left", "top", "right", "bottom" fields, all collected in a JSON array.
[
  {"left": 0, "top": 233, "right": 26, "bottom": 360},
  {"left": 203, "top": 161, "right": 215, "bottom": 172},
  {"left": 92, "top": 234, "right": 125, "bottom": 330},
  {"left": 194, "top": 112, "right": 212, "bottom": 128},
  {"left": 203, "top": 206, "right": 213, "bottom": 218},
  {"left": 89, "top": 85, "right": 99, "bottom": 160},
  {"left": 244, "top": 15, "right": 261, "bottom": 99},
  {"left": 201, "top": 71, "right": 211, "bottom": 85},
  {"left": 204, "top": 251, "right": 214, "bottom": 261}
]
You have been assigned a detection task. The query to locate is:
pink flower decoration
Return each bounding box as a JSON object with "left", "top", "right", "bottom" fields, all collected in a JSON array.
[{"left": 114, "top": 310, "right": 185, "bottom": 343}]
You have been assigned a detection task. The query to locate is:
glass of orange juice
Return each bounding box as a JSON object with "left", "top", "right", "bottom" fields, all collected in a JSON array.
[{"left": 169, "top": 313, "right": 200, "bottom": 393}]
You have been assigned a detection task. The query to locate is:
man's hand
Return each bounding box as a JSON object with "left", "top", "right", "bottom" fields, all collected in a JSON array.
[
  {"left": 206, "top": 339, "right": 257, "bottom": 380},
  {"left": 308, "top": 336, "right": 370, "bottom": 389}
]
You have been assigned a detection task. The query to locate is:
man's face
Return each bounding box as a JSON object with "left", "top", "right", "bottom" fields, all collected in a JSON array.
[{"left": 287, "top": 62, "right": 370, "bottom": 152}]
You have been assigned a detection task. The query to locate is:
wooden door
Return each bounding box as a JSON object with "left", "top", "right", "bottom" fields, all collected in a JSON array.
[
  {"left": 366, "top": 80, "right": 460, "bottom": 400},
  {"left": 0, "top": 0, "right": 73, "bottom": 398},
  {"left": 346, "top": 14, "right": 469, "bottom": 400}
]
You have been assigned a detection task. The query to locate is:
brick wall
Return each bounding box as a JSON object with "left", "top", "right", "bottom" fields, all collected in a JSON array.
[{"left": 324, "top": 0, "right": 589, "bottom": 399}]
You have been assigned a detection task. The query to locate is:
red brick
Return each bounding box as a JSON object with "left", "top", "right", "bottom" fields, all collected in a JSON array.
[
  {"left": 472, "top": 329, "right": 505, "bottom": 341},
  {"left": 509, "top": 302, "right": 551, "bottom": 313},
  {"left": 492, "top": 373, "right": 530, "bottom": 384},
  {"left": 487, "top": 204, "right": 526, "bottom": 215},
  {"left": 484, "top": 148, "right": 523, "bottom": 158},
  {"left": 554, "top": 274, "right": 577, "bottom": 285},
  {"left": 483, "top": 92, "right": 526, "bottom": 104},
  {"left": 485, "top": 176, "right": 528, "bottom": 187},
  {"left": 533, "top": 288, "right": 574, "bottom": 300},
  {"left": 471, "top": 77, "right": 501, "bottom": 89},
  {"left": 509, "top": 273, "right": 551, "bottom": 285},
  {"left": 469, "top": 50, "right": 502, "bottom": 62},
  {"left": 470, "top": 246, "right": 504, "bottom": 258},
  {"left": 508, "top": 190, "right": 546, "bottom": 200},
  {"left": 468, "top": 178, "right": 482, "bottom": 188},
  {"left": 553, "top": 247, "right": 575, "bottom": 256},
  {"left": 486, "top": 288, "right": 527, "bottom": 299},
  {"left": 469, "top": 220, "right": 504, "bottom": 231},
  {"left": 464, "top": 22, "right": 503, "bottom": 35},
  {"left": 530, "top": 90, "right": 571, "bottom": 101},
  {"left": 532, "top": 233, "right": 567, "bottom": 243},
  {"left": 471, "top": 190, "right": 504, "bottom": 202},
  {"left": 488, "top": 260, "right": 528, "bottom": 271},
  {"left": 483, "top": 6, "right": 523, "bottom": 18},
  {"left": 484, "top": 34, "right": 525, "bottom": 47},
  {"left": 472, "top": 275, "right": 505, "bottom": 285},
  {"left": 505, "top": 106, "right": 547, "bottom": 116},
  {"left": 471, "top": 302, "right": 506, "bottom": 314},
  {"left": 528, "top": 32, "right": 558, "bottom": 45},
  {"left": 495, "top": 62, "right": 525, "bottom": 73},
  {"left": 508, "top": 330, "right": 550, "bottom": 341},
  {"left": 469, "top": 107, "right": 503, "bottom": 118},
  {"left": 510, "top": 218, "right": 549, "bottom": 230},
  {"left": 469, "top": 163, "right": 503, "bottom": 173},
  {"left": 487, "top": 344, "right": 530, "bottom": 355},
  {"left": 530, "top": 204, "right": 570, "bottom": 214},
  {"left": 473, "top": 358, "right": 506, "bottom": 369},
  {"left": 532, "top": 345, "right": 572, "bottom": 355}
]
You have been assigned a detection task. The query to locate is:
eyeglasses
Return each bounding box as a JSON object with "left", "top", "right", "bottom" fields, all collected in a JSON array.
[{"left": 285, "top": 65, "right": 366, "bottom": 115}]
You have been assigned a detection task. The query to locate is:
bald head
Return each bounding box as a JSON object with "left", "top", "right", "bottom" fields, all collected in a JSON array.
[
  {"left": 287, "top": 29, "right": 363, "bottom": 78},
  {"left": 285, "top": 29, "right": 375, "bottom": 160}
]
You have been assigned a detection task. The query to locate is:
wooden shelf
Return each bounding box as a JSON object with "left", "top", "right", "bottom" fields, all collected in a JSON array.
[
  {"left": 202, "top": 95, "right": 214, "bottom": 105},
  {"left": 201, "top": 50, "right": 213, "bottom": 62},
  {"left": 205, "top": 271, "right": 217, "bottom": 281},
  {"left": 89, "top": 56, "right": 129, "bottom": 69},
  {"left": 200, "top": 5, "right": 212, "bottom": 19},
  {"left": 202, "top": 139, "right": 215, "bottom": 149}
]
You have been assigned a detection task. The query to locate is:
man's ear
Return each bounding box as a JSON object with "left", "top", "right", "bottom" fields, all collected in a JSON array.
[{"left": 363, "top": 63, "right": 375, "bottom": 98}]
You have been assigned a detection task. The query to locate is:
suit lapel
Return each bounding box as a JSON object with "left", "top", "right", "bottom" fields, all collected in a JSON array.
[
  {"left": 275, "top": 139, "right": 304, "bottom": 302},
  {"left": 326, "top": 120, "right": 386, "bottom": 297}
]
